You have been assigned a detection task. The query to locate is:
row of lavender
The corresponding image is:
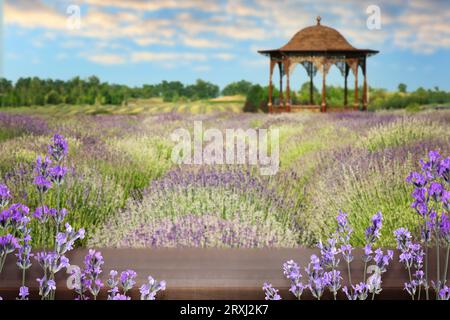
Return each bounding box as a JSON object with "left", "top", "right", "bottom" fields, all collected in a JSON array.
[
  {"left": 0, "top": 134, "right": 165, "bottom": 300},
  {"left": 264, "top": 150, "right": 450, "bottom": 300}
]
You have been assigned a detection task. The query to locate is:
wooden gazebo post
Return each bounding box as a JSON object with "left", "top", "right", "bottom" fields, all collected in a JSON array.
[
  {"left": 321, "top": 63, "right": 327, "bottom": 112},
  {"left": 278, "top": 61, "right": 283, "bottom": 111},
  {"left": 362, "top": 57, "right": 368, "bottom": 111},
  {"left": 309, "top": 63, "right": 314, "bottom": 105},
  {"left": 285, "top": 58, "right": 291, "bottom": 112},
  {"left": 268, "top": 60, "right": 275, "bottom": 113},
  {"left": 353, "top": 64, "right": 359, "bottom": 110},
  {"left": 344, "top": 63, "right": 349, "bottom": 107}
]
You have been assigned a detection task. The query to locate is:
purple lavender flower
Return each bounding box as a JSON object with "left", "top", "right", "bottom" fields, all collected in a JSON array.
[
  {"left": 362, "top": 244, "right": 373, "bottom": 263},
  {"left": 1, "top": 203, "right": 29, "bottom": 230},
  {"left": 0, "top": 234, "right": 19, "bottom": 256},
  {"left": 395, "top": 227, "right": 426, "bottom": 299},
  {"left": 120, "top": 269, "right": 137, "bottom": 294},
  {"left": 16, "top": 229, "right": 33, "bottom": 271},
  {"left": 428, "top": 182, "right": 444, "bottom": 202},
  {"left": 33, "top": 205, "right": 50, "bottom": 223},
  {"left": 55, "top": 223, "right": 85, "bottom": 255},
  {"left": 305, "top": 254, "right": 327, "bottom": 300},
  {"left": 34, "top": 175, "right": 52, "bottom": 193},
  {"left": 107, "top": 270, "right": 119, "bottom": 288},
  {"left": 438, "top": 157, "right": 450, "bottom": 183},
  {"left": 35, "top": 251, "right": 69, "bottom": 274},
  {"left": 365, "top": 211, "right": 383, "bottom": 244},
  {"left": 374, "top": 249, "right": 394, "bottom": 273},
  {"left": 443, "top": 191, "right": 450, "bottom": 211},
  {"left": 83, "top": 249, "right": 104, "bottom": 298},
  {"left": 335, "top": 210, "right": 353, "bottom": 243},
  {"left": 49, "top": 166, "right": 67, "bottom": 185},
  {"left": 37, "top": 276, "right": 56, "bottom": 299},
  {"left": 0, "top": 184, "right": 11, "bottom": 207},
  {"left": 324, "top": 270, "right": 342, "bottom": 296},
  {"left": 394, "top": 227, "right": 412, "bottom": 251},
  {"left": 340, "top": 244, "right": 354, "bottom": 263},
  {"left": 282, "top": 260, "right": 306, "bottom": 299},
  {"left": 440, "top": 213, "right": 450, "bottom": 244},
  {"left": 420, "top": 150, "right": 441, "bottom": 179},
  {"left": 262, "top": 282, "right": 281, "bottom": 300},
  {"left": 112, "top": 294, "right": 131, "bottom": 300},
  {"left": 318, "top": 238, "right": 340, "bottom": 269},
  {"left": 439, "top": 286, "right": 450, "bottom": 300},
  {"left": 34, "top": 156, "right": 52, "bottom": 178},
  {"left": 342, "top": 286, "right": 357, "bottom": 300},
  {"left": 406, "top": 172, "right": 427, "bottom": 188},
  {"left": 48, "top": 134, "right": 68, "bottom": 162},
  {"left": 354, "top": 282, "right": 369, "bottom": 300},
  {"left": 49, "top": 208, "right": 67, "bottom": 226},
  {"left": 18, "top": 286, "right": 29, "bottom": 300},
  {"left": 139, "top": 276, "right": 166, "bottom": 300}
]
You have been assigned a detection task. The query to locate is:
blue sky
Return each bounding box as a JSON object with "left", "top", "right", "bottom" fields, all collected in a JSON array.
[{"left": 3, "top": 0, "right": 450, "bottom": 91}]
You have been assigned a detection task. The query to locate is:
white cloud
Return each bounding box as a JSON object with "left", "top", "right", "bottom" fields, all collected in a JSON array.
[
  {"left": 130, "top": 51, "right": 208, "bottom": 63},
  {"left": 214, "top": 53, "right": 235, "bottom": 61},
  {"left": 84, "top": 53, "right": 127, "bottom": 65}
]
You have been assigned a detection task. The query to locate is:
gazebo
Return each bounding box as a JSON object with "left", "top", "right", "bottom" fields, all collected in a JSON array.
[{"left": 258, "top": 17, "right": 379, "bottom": 113}]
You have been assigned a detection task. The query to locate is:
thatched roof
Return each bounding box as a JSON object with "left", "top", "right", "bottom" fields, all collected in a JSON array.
[{"left": 259, "top": 17, "right": 378, "bottom": 56}]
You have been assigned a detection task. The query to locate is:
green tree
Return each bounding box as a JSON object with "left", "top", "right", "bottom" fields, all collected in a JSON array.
[
  {"left": 398, "top": 83, "right": 407, "bottom": 93},
  {"left": 244, "top": 84, "right": 265, "bottom": 112},
  {"left": 222, "top": 80, "right": 253, "bottom": 96}
]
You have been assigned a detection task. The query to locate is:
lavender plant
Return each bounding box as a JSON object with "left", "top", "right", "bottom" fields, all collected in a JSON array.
[
  {"left": 404, "top": 150, "right": 450, "bottom": 299},
  {"left": 263, "top": 210, "right": 392, "bottom": 300},
  {"left": 0, "top": 134, "right": 166, "bottom": 300},
  {"left": 90, "top": 167, "right": 298, "bottom": 248}
]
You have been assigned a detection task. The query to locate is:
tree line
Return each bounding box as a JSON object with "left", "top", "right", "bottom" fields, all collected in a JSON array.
[
  {"left": 1, "top": 76, "right": 449, "bottom": 111},
  {"left": 0, "top": 77, "right": 253, "bottom": 107}
]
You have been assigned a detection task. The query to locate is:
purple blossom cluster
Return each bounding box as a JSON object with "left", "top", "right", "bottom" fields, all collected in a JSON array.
[
  {"left": 405, "top": 150, "right": 450, "bottom": 299},
  {"left": 71, "top": 249, "right": 104, "bottom": 300},
  {"left": 0, "top": 134, "right": 166, "bottom": 300},
  {"left": 394, "top": 227, "right": 425, "bottom": 299},
  {"left": 264, "top": 210, "right": 392, "bottom": 300}
]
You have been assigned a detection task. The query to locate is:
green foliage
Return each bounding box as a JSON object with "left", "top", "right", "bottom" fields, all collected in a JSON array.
[
  {"left": 360, "top": 118, "right": 447, "bottom": 152},
  {"left": 0, "top": 77, "right": 220, "bottom": 107},
  {"left": 244, "top": 84, "right": 266, "bottom": 112},
  {"left": 398, "top": 83, "right": 407, "bottom": 93},
  {"left": 222, "top": 80, "right": 253, "bottom": 96}
]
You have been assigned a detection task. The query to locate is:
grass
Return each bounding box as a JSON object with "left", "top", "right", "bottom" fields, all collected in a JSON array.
[{"left": 3, "top": 97, "right": 244, "bottom": 117}]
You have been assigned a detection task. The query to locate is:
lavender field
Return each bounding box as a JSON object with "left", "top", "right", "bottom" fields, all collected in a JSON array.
[{"left": 1, "top": 109, "right": 449, "bottom": 249}]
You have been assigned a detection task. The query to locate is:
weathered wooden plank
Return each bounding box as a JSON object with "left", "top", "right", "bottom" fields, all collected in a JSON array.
[{"left": 0, "top": 248, "right": 446, "bottom": 300}]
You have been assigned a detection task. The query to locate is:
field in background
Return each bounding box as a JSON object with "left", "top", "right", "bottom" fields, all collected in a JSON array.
[
  {"left": 2, "top": 96, "right": 246, "bottom": 116},
  {"left": 1, "top": 105, "right": 449, "bottom": 249}
]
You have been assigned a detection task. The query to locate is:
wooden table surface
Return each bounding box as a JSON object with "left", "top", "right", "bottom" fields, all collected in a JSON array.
[{"left": 0, "top": 248, "right": 445, "bottom": 300}]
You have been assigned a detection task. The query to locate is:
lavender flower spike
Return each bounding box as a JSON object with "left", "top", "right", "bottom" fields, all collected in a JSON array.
[
  {"left": 365, "top": 211, "right": 383, "bottom": 244},
  {"left": 139, "top": 276, "right": 166, "bottom": 300},
  {"left": 262, "top": 282, "right": 281, "bottom": 300},
  {"left": 0, "top": 184, "right": 11, "bottom": 207},
  {"left": 48, "top": 134, "right": 68, "bottom": 162}
]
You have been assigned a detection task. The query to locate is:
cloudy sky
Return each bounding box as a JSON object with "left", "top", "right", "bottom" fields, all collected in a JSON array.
[{"left": 3, "top": 0, "right": 450, "bottom": 90}]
